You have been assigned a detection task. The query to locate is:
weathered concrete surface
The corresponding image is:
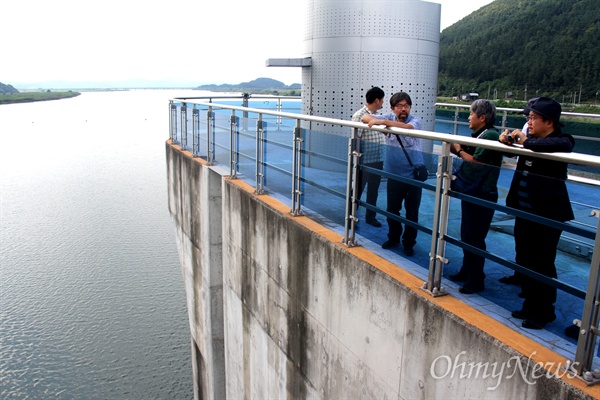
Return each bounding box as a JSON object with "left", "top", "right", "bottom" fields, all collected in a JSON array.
[
  {"left": 167, "top": 142, "right": 226, "bottom": 400},
  {"left": 166, "top": 141, "right": 599, "bottom": 399}
]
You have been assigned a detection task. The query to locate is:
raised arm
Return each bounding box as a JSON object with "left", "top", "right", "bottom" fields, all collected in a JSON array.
[{"left": 523, "top": 135, "right": 575, "bottom": 153}]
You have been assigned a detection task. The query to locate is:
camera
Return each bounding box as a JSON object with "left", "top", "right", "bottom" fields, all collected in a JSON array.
[{"left": 506, "top": 135, "right": 515, "bottom": 143}]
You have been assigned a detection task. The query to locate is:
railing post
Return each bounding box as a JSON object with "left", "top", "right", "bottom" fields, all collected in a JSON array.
[
  {"left": 230, "top": 111, "right": 238, "bottom": 179},
  {"left": 453, "top": 106, "right": 459, "bottom": 135},
  {"left": 501, "top": 110, "right": 508, "bottom": 131},
  {"left": 242, "top": 93, "right": 249, "bottom": 132},
  {"left": 342, "top": 127, "right": 360, "bottom": 247},
  {"left": 207, "top": 106, "right": 215, "bottom": 165},
  {"left": 169, "top": 101, "right": 178, "bottom": 144},
  {"left": 290, "top": 119, "right": 303, "bottom": 216},
  {"left": 277, "top": 97, "right": 282, "bottom": 130},
  {"left": 255, "top": 115, "right": 265, "bottom": 194},
  {"left": 422, "top": 141, "right": 452, "bottom": 297},
  {"left": 571, "top": 210, "right": 600, "bottom": 381},
  {"left": 192, "top": 107, "right": 199, "bottom": 157},
  {"left": 180, "top": 103, "right": 188, "bottom": 150}
]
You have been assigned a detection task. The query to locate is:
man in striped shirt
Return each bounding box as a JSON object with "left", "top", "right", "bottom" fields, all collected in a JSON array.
[{"left": 351, "top": 87, "right": 386, "bottom": 227}]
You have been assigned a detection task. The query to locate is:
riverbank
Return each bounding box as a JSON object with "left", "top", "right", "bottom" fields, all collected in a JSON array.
[{"left": 0, "top": 91, "right": 81, "bottom": 105}]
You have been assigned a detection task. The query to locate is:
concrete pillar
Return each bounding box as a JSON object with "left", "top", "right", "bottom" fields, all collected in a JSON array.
[{"left": 301, "top": 0, "right": 440, "bottom": 158}]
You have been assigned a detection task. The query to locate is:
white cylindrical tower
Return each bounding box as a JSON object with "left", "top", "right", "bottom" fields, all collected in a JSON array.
[{"left": 301, "top": 0, "right": 440, "bottom": 142}]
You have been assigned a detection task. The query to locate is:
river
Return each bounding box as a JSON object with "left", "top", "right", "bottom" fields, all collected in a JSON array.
[{"left": 0, "top": 90, "right": 200, "bottom": 399}]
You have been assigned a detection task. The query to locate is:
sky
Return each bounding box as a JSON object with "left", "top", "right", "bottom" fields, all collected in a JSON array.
[{"left": 0, "top": 0, "right": 494, "bottom": 88}]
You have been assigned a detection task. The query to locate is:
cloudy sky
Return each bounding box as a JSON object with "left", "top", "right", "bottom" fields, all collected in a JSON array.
[{"left": 0, "top": 0, "right": 494, "bottom": 87}]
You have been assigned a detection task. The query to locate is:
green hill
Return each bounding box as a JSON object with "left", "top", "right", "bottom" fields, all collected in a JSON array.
[
  {"left": 0, "top": 82, "right": 19, "bottom": 94},
  {"left": 438, "top": 0, "right": 599, "bottom": 102}
]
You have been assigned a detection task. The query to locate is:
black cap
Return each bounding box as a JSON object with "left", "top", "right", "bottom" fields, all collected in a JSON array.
[
  {"left": 520, "top": 97, "right": 539, "bottom": 115},
  {"left": 529, "top": 97, "right": 563, "bottom": 126}
]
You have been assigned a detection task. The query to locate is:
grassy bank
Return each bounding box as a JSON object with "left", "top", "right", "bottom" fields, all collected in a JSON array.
[{"left": 0, "top": 91, "right": 81, "bottom": 105}]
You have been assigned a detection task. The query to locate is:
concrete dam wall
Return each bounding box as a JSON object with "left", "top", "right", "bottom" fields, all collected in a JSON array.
[{"left": 166, "top": 141, "right": 597, "bottom": 399}]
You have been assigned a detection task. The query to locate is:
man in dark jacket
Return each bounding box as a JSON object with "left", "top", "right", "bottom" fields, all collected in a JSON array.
[{"left": 500, "top": 97, "right": 575, "bottom": 329}]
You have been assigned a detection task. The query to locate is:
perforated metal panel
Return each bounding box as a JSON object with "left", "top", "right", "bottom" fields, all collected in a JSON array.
[{"left": 301, "top": 0, "right": 441, "bottom": 145}]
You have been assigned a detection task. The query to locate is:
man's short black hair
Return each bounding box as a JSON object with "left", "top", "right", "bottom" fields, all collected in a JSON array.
[
  {"left": 365, "top": 87, "right": 385, "bottom": 104},
  {"left": 390, "top": 91, "right": 412, "bottom": 108}
]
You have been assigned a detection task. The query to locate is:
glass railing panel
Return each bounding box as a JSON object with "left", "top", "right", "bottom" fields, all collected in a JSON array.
[
  {"left": 235, "top": 116, "right": 258, "bottom": 180},
  {"left": 259, "top": 117, "right": 298, "bottom": 204},
  {"left": 193, "top": 106, "right": 209, "bottom": 159},
  {"left": 211, "top": 112, "right": 234, "bottom": 166},
  {"left": 173, "top": 103, "right": 184, "bottom": 145},
  {"left": 350, "top": 139, "right": 438, "bottom": 259},
  {"left": 298, "top": 128, "right": 349, "bottom": 226},
  {"left": 182, "top": 106, "right": 194, "bottom": 152}
]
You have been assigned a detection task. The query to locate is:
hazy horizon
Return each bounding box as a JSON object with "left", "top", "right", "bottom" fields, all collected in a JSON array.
[
  {"left": 6, "top": 77, "right": 304, "bottom": 91},
  {"left": 1, "top": 0, "right": 495, "bottom": 90}
]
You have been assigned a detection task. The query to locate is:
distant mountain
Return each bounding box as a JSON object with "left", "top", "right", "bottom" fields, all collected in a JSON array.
[
  {"left": 0, "top": 82, "right": 19, "bottom": 94},
  {"left": 196, "top": 77, "right": 301, "bottom": 91},
  {"left": 438, "top": 0, "right": 599, "bottom": 101}
]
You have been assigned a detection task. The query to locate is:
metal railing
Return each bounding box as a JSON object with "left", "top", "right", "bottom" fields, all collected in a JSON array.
[
  {"left": 169, "top": 96, "right": 600, "bottom": 383},
  {"left": 436, "top": 102, "right": 600, "bottom": 149}
]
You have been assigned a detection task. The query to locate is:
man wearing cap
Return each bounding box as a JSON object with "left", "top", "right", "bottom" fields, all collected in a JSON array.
[
  {"left": 500, "top": 96, "right": 575, "bottom": 329},
  {"left": 498, "top": 96, "right": 538, "bottom": 286}
]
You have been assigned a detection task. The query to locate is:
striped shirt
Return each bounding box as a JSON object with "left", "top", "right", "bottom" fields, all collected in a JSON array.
[{"left": 352, "top": 106, "right": 385, "bottom": 164}]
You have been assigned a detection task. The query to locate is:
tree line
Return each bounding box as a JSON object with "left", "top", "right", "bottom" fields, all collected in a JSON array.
[{"left": 438, "top": 0, "right": 599, "bottom": 103}]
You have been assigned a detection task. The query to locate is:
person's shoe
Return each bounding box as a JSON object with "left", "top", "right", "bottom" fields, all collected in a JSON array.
[
  {"left": 565, "top": 324, "right": 580, "bottom": 339},
  {"left": 499, "top": 274, "right": 523, "bottom": 286},
  {"left": 449, "top": 271, "right": 468, "bottom": 282},
  {"left": 382, "top": 239, "right": 399, "bottom": 249},
  {"left": 522, "top": 319, "right": 544, "bottom": 329},
  {"left": 365, "top": 218, "right": 382, "bottom": 227},
  {"left": 459, "top": 282, "right": 484, "bottom": 294},
  {"left": 521, "top": 313, "right": 556, "bottom": 329},
  {"left": 403, "top": 246, "right": 415, "bottom": 256},
  {"left": 511, "top": 309, "right": 528, "bottom": 320}
]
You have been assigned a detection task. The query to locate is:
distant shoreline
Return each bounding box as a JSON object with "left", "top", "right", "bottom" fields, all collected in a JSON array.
[{"left": 0, "top": 91, "right": 81, "bottom": 105}]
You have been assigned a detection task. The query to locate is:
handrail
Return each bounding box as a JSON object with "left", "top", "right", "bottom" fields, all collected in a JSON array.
[
  {"left": 436, "top": 101, "right": 600, "bottom": 119},
  {"left": 169, "top": 97, "right": 600, "bottom": 381},
  {"left": 177, "top": 98, "right": 600, "bottom": 168}
]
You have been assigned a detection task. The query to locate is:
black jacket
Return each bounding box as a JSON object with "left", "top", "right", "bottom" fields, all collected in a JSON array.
[{"left": 506, "top": 129, "right": 575, "bottom": 222}]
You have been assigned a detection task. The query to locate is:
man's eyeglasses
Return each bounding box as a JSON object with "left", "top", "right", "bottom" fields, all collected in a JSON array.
[
  {"left": 394, "top": 103, "right": 411, "bottom": 110},
  {"left": 525, "top": 115, "right": 541, "bottom": 122}
]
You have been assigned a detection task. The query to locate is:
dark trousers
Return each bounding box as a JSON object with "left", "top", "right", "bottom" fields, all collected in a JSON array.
[
  {"left": 356, "top": 161, "right": 383, "bottom": 220},
  {"left": 515, "top": 217, "right": 561, "bottom": 318},
  {"left": 386, "top": 178, "right": 422, "bottom": 248},
  {"left": 459, "top": 192, "right": 497, "bottom": 285}
]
